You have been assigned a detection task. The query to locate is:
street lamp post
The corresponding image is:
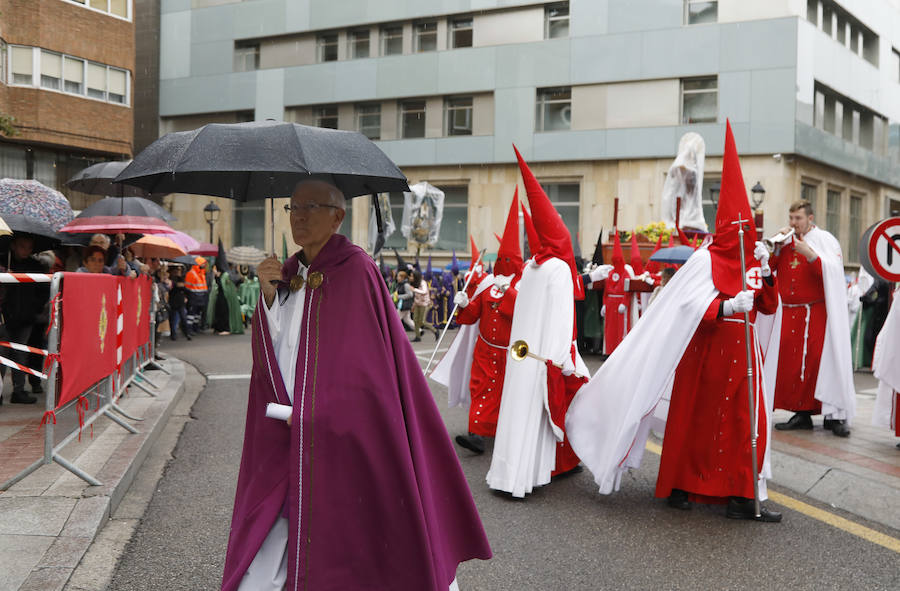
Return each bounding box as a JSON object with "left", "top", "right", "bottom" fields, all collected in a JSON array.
[
  {"left": 750, "top": 182, "right": 766, "bottom": 235},
  {"left": 203, "top": 200, "right": 220, "bottom": 243}
]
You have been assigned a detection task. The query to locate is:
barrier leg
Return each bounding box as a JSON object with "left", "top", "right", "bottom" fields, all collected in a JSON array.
[
  {"left": 136, "top": 371, "right": 161, "bottom": 390},
  {"left": 131, "top": 378, "right": 158, "bottom": 397},
  {"left": 0, "top": 458, "right": 44, "bottom": 490},
  {"left": 103, "top": 408, "right": 139, "bottom": 434},
  {"left": 110, "top": 402, "right": 144, "bottom": 422},
  {"left": 52, "top": 454, "right": 102, "bottom": 486}
]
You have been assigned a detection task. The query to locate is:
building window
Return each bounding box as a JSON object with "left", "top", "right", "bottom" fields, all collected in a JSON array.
[
  {"left": 87, "top": 62, "right": 107, "bottom": 99},
  {"left": 801, "top": 182, "right": 818, "bottom": 211},
  {"left": 806, "top": 0, "right": 818, "bottom": 26},
  {"left": 681, "top": 77, "right": 717, "bottom": 124},
  {"left": 814, "top": 81, "right": 887, "bottom": 153},
  {"left": 848, "top": 194, "right": 863, "bottom": 262},
  {"left": 540, "top": 182, "right": 580, "bottom": 250},
  {"left": 314, "top": 106, "right": 338, "bottom": 129},
  {"left": 234, "top": 42, "right": 259, "bottom": 72},
  {"left": 685, "top": 0, "right": 717, "bottom": 25},
  {"left": 892, "top": 48, "right": 900, "bottom": 83},
  {"left": 449, "top": 17, "right": 473, "bottom": 48},
  {"left": 317, "top": 33, "right": 339, "bottom": 62},
  {"left": 349, "top": 30, "right": 370, "bottom": 59},
  {"left": 399, "top": 100, "right": 426, "bottom": 139},
  {"left": 356, "top": 103, "right": 381, "bottom": 140},
  {"left": 63, "top": 0, "right": 130, "bottom": 19},
  {"left": 445, "top": 97, "right": 473, "bottom": 136},
  {"left": 40, "top": 51, "right": 62, "bottom": 90},
  {"left": 811, "top": 1, "right": 879, "bottom": 66},
  {"left": 545, "top": 3, "right": 569, "bottom": 39},
  {"left": 415, "top": 22, "right": 438, "bottom": 53},
  {"left": 826, "top": 189, "right": 841, "bottom": 238},
  {"left": 10, "top": 46, "right": 33, "bottom": 85},
  {"left": 382, "top": 192, "right": 408, "bottom": 250},
  {"left": 107, "top": 68, "right": 127, "bottom": 104},
  {"left": 234, "top": 201, "right": 265, "bottom": 251},
  {"left": 0, "top": 41, "right": 6, "bottom": 84},
  {"left": 381, "top": 25, "right": 403, "bottom": 56},
  {"left": 436, "top": 186, "right": 468, "bottom": 251},
  {"left": 535, "top": 87, "right": 571, "bottom": 132},
  {"left": 63, "top": 56, "right": 84, "bottom": 94}
]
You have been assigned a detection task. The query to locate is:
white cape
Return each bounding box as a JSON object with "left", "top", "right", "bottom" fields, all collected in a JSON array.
[
  {"left": 486, "top": 258, "right": 580, "bottom": 497},
  {"left": 430, "top": 275, "right": 493, "bottom": 408},
  {"left": 872, "top": 287, "right": 900, "bottom": 429},
  {"left": 567, "top": 248, "right": 773, "bottom": 498},
  {"left": 761, "top": 227, "right": 856, "bottom": 422}
]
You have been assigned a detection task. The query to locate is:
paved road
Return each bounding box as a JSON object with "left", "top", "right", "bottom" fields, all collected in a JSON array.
[{"left": 108, "top": 331, "right": 900, "bottom": 590}]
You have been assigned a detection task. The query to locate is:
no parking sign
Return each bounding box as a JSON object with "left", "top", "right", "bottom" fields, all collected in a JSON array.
[{"left": 859, "top": 217, "right": 900, "bottom": 282}]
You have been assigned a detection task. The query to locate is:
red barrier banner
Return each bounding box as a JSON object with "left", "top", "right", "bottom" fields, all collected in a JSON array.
[
  {"left": 58, "top": 273, "right": 118, "bottom": 408},
  {"left": 120, "top": 277, "right": 138, "bottom": 361},
  {"left": 136, "top": 275, "right": 152, "bottom": 349}
]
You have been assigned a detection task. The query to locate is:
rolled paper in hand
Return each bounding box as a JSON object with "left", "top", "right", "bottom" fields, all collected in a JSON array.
[{"left": 265, "top": 403, "right": 293, "bottom": 422}]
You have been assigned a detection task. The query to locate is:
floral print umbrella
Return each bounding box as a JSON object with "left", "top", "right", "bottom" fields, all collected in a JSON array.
[{"left": 0, "top": 178, "right": 75, "bottom": 231}]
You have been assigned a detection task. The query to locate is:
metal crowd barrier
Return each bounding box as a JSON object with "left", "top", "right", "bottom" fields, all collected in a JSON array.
[{"left": 0, "top": 272, "right": 163, "bottom": 490}]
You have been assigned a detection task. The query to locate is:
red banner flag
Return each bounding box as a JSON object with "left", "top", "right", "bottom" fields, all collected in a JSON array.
[
  {"left": 136, "top": 275, "right": 152, "bottom": 348},
  {"left": 58, "top": 273, "right": 118, "bottom": 408}
]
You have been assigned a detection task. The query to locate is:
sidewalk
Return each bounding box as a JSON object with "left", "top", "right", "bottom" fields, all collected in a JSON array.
[
  {"left": 0, "top": 358, "right": 189, "bottom": 591},
  {"left": 768, "top": 370, "right": 900, "bottom": 531}
]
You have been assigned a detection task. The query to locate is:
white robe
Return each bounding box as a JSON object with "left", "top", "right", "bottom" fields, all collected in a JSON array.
[
  {"left": 760, "top": 227, "right": 857, "bottom": 422},
  {"left": 486, "top": 257, "right": 586, "bottom": 497},
  {"left": 872, "top": 286, "right": 900, "bottom": 430}
]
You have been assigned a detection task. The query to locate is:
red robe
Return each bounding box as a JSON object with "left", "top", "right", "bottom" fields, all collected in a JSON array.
[
  {"left": 456, "top": 283, "right": 517, "bottom": 437},
  {"left": 656, "top": 277, "right": 778, "bottom": 503},
  {"left": 770, "top": 243, "right": 826, "bottom": 413},
  {"left": 599, "top": 267, "right": 631, "bottom": 354}
]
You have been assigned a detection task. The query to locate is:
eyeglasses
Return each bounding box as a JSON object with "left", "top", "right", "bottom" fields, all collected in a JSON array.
[{"left": 284, "top": 202, "right": 341, "bottom": 215}]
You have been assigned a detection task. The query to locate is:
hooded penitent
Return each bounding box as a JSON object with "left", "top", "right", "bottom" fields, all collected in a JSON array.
[
  {"left": 521, "top": 203, "right": 542, "bottom": 260},
  {"left": 493, "top": 188, "right": 524, "bottom": 278},
  {"left": 602, "top": 230, "right": 630, "bottom": 354},
  {"left": 707, "top": 120, "right": 759, "bottom": 296},
  {"left": 629, "top": 232, "right": 644, "bottom": 275},
  {"left": 513, "top": 146, "right": 584, "bottom": 300},
  {"left": 450, "top": 249, "right": 459, "bottom": 276}
]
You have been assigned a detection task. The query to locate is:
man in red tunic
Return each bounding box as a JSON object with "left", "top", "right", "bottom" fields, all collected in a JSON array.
[
  {"left": 582, "top": 232, "right": 633, "bottom": 355},
  {"left": 453, "top": 190, "right": 523, "bottom": 454},
  {"left": 568, "top": 121, "right": 782, "bottom": 521},
  {"left": 769, "top": 200, "right": 853, "bottom": 437}
]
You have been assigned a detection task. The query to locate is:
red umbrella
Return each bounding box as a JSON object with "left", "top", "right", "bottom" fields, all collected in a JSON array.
[
  {"left": 189, "top": 242, "right": 218, "bottom": 256},
  {"left": 58, "top": 215, "right": 173, "bottom": 235}
]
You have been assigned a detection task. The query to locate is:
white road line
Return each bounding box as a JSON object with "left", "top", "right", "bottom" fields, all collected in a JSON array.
[
  {"left": 206, "top": 373, "right": 252, "bottom": 380},
  {"left": 416, "top": 349, "right": 448, "bottom": 361}
]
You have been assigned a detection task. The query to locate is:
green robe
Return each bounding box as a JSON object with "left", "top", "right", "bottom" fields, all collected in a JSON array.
[
  {"left": 238, "top": 277, "right": 261, "bottom": 321},
  {"left": 207, "top": 272, "right": 244, "bottom": 334}
]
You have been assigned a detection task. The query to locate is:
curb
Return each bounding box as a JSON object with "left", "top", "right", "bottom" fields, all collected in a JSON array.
[{"left": 1, "top": 360, "right": 187, "bottom": 591}]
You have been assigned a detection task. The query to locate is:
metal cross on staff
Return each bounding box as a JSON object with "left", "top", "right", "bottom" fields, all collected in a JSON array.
[{"left": 731, "top": 213, "right": 761, "bottom": 518}]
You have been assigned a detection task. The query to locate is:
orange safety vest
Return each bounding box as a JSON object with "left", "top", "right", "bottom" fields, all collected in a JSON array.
[{"left": 185, "top": 266, "right": 208, "bottom": 292}]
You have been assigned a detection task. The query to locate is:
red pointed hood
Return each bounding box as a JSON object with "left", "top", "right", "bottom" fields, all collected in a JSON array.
[
  {"left": 611, "top": 230, "right": 625, "bottom": 270},
  {"left": 645, "top": 235, "right": 663, "bottom": 273},
  {"left": 521, "top": 203, "right": 542, "bottom": 255},
  {"left": 629, "top": 232, "right": 644, "bottom": 274},
  {"left": 494, "top": 188, "right": 524, "bottom": 277},
  {"left": 708, "top": 120, "right": 759, "bottom": 295},
  {"left": 494, "top": 233, "right": 502, "bottom": 245},
  {"left": 514, "top": 145, "right": 583, "bottom": 299},
  {"left": 469, "top": 235, "right": 480, "bottom": 268}
]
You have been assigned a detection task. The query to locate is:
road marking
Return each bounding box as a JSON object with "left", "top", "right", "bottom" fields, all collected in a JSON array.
[
  {"left": 643, "top": 441, "right": 900, "bottom": 554},
  {"left": 206, "top": 373, "right": 252, "bottom": 380},
  {"left": 416, "top": 349, "right": 448, "bottom": 362}
]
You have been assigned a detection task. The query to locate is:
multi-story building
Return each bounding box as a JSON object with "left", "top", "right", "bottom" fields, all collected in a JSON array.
[
  {"left": 0, "top": 0, "right": 135, "bottom": 210},
  {"left": 156, "top": 0, "right": 900, "bottom": 267}
]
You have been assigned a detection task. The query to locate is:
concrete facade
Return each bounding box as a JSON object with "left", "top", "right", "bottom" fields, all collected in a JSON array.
[{"left": 154, "top": 0, "right": 900, "bottom": 264}]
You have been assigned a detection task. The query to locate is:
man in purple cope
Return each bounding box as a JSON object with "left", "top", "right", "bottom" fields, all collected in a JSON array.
[{"left": 221, "top": 179, "right": 491, "bottom": 591}]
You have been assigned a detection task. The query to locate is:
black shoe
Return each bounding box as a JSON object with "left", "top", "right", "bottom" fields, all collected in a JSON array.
[
  {"left": 412, "top": 337, "right": 421, "bottom": 342},
  {"left": 829, "top": 420, "right": 850, "bottom": 437},
  {"left": 170, "top": 335, "right": 177, "bottom": 341},
  {"left": 10, "top": 390, "right": 37, "bottom": 404},
  {"left": 726, "top": 497, "right": 782, "bottom": 522},
  {"left": 552, "top": 464, "right": 584, "bottom": 481},
  {"left": 775, "top": 413, "right": 813, "bottom": 431},
  {"left": 667, "top": 488, "right": 691, "bottom": 510},
  {"left": 30, "top": 383, "right": 43, "bottom": 395},
  {"left": 455, "top": 434, "right": 485, "bottom": 454},
  {"left": 185, "top": 335, "right": 192, "bottom": 341}
]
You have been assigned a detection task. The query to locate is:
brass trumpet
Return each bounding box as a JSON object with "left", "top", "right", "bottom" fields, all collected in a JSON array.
[
  {"left": 763, "top": 228, "right": 794, "bottom": 252},
  {"left": 509, "top": 340, "right": 587, "bottom": 379}
]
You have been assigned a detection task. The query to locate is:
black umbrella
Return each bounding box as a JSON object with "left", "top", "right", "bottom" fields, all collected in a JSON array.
[
  {"left": 113, "top": 120, "right": 409, "bottom": 200},
  {"left": 649, "top": 245, "right": 696, "bottom": 265},
  {"left": 67, "top": 160, "right": 147, "bottom": 197},
  {"left": 77, "top": 196, "right": 176, "bottom": 221},
  {"left": 0, "top": 214, "right": 63, "bottom": 252},
  {"left": 114, "top": 121, "right": 409, "bottom": 255}
]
